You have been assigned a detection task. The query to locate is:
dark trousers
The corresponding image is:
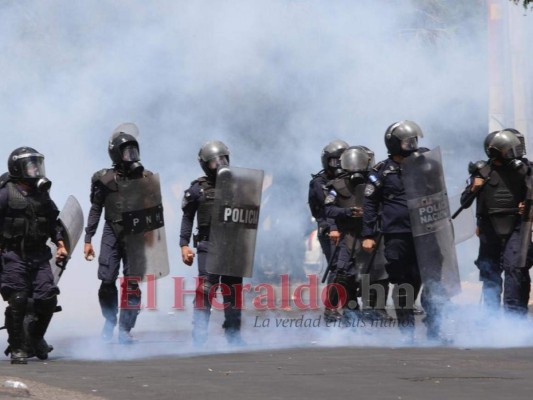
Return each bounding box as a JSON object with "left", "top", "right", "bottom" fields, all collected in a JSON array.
[
  {"left": 383, "top": 233, "right": 422, "bottom": 332},
  {"left": 476, "top": 222, "right": 531, "bottom": 315},
  {"left": 1, "top": 249, "right": 58, "bottom": 352},
  {"left": 193, "top": 240, "right": 243, "bottom": 342},
  {"left": 97, "top": 223, "right": 141, "bottom": 331}
]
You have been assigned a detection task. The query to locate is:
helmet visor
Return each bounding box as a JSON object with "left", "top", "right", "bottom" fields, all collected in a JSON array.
[
  {"left": 501, "top": 145, "right": 523, "bottom": 160},
  {"left": 327, "top": 157, "right": 341, "bottom": 168},
  {"left": 21, "top": 156, "right": 46, "bottom": 178},
  {"left": 208, "top": 155, "right": 229, "bottom": 170},
  {"left": 400, "top": 136, "right": 418, "bottom": 152},
  {"left": 121, "top": 145, "right": 140, "bottom": 162}
]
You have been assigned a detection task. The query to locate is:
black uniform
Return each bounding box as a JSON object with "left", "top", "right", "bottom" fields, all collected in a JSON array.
[
  {"left": 0, "top": 180, "right": 62, "bottom": 361},
  {"left": 180, "top": 176, "right": 243, "bottom": 345},
  {"left": 460, "top": 160, "right": 532, "bottom": 315},
  {"left": 324, "top": 175, "right": 364, "bottom": 318},
  {"left": 85, "top": 168, "right": 152, "bottom": 338},
  {"left": 362, "top": 158, "right": 423, "bottom": 335},
  {"left": 308, "top": 171, "right": 337, "bottom": 266}
]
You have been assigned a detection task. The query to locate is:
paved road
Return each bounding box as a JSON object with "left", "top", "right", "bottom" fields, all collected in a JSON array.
[
  {"left": 2, "top": 344, "right": 533, "bottom": 400},
  {"left": 2, "top": 310, "right": 533, "bottom": 400}
]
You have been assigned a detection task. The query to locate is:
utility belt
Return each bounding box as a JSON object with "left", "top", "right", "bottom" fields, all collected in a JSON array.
[
  {"left": 193, "top": 233, "right": 209, "bottom": 248},
  {"left": 1, "top": 240, "right": 47, "bottom": 254}
]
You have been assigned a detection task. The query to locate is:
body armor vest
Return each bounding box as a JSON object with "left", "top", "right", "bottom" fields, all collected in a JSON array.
[
  {"left": 1, "top": 182, "right": 57, "bottom": 248},
  {"left": 196, "top": 177, "right": 216, "bottom": 232},
  {"left": 479, "top": 167, "right": 526, "bottom": 236},
  {"left": 331, "top": 177, "right": 363, "bottom": 233}
]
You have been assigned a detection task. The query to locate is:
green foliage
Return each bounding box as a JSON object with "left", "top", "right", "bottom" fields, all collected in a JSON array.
[{"left": 511, "top": 0, "right": 533, "bottom": 9}]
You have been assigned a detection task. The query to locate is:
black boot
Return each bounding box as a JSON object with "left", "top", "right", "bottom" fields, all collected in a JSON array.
[
  {"left": 222, "top": 285, "right": 244, "bottom": 347},
  {"left": 99, "top": 282, "right": 118, "bottom": 341},
  {"left": 6, "top": 292, "right": 29, "bottom": 364},
  {"left": 28, "top": 296, "right": 57, "bottom": 360}
]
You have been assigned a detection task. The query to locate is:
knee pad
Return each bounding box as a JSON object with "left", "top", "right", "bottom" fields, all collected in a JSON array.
[
  {"left": 8, "top": 292, "right": 28, "bottom": 311},
  {"left": 197, "top": 279, "right": 214, "bottom": 297}
]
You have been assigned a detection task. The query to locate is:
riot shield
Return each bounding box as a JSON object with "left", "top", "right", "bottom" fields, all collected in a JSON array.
[
  {"left": 449, "top": 193, "right": 476, "bottom": 244},
  {"left": 402, "top": 147, "right": 461, "bottom": 297},
  {"left": 206, "top": 166, "right": 264, "bottom": 277},
  {"left": 117, "top": 173, "right": 169, "bottom": 280},
  {"left": 48, "top": 195, "right": 84, "bottom": 285},
  {"left": 517, "top": 173, "right": 533, "bottom": 269}
]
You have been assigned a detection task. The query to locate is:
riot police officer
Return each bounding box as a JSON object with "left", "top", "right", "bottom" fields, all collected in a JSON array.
[
  {"left": 460, "top": 129, "right": 531, "bottom": 315},
  {"left": 84, "top": 123, "right": 152, "bottom": 343},
  {"left": 308, "top": 140, "right": 349, "bottom": 263},
  {"left": 0, "top": 147, "right": 68, "bottom": 364},
  {"left": 324, "top": 145, "right": 381, "bottom": 323},
  {"left": 362, "top": 121, "right": 438, "bottom": 341},
  {"left": 308, "top": 140, "right": 348, "bottom": 320},
  {"left": 180, "top": 140, "right": 244, "bottom": 346}
]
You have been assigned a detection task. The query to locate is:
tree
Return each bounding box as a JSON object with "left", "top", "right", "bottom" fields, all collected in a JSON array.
[{"left": 511, "top": 0, "right": 533, "bottom": 9}]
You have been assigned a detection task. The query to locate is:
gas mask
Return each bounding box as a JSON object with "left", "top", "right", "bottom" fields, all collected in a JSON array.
[
  {"left": 120, "top": 145, "right": 144, "bottom": 176},
  {"left": 34, "top": 177, "right": 52, "bottom": 192},
  {"left": 349, "top": 172, "right": 366, "bottom": 185},
  {"left": 508, "top": 158, "right": 528, "bottom": 176}
]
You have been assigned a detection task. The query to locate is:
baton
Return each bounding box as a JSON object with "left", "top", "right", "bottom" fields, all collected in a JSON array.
[{"left": 321, "top": 243, "right": 341, "bottom": 284}]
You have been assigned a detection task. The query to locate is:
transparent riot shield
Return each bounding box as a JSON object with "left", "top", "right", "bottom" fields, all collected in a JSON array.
[
  {"left": 206, "top": 166, "right": 264, "bottom": 277},
  {"left": 48, "top": 195, "right": 84, "bottom": 285},
  {"left": 402, "top": 147, "right": 461, "bottom": 297},
  {"left": 517, "top": 174, "right": 533, "bottom": 269},
  {"left": 449, "top": 193, "right": 476, "bottom": 244},
  {"left": 117, "top": 173, "right": 169, "bottom": 280}
]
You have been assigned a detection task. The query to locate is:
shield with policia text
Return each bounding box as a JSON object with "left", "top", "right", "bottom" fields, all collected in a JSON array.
[
  {"left": 206, "top": 166, "right": 264, "bottom": 277},
  {"left": 117, "top": 173, "right": 169, "bottom": 280},
  {"left": 402, "top": 147, "right": 461, "bottom": 297},
  {"left": 48, "top": 195, "right": 84, "bottom": 285}
]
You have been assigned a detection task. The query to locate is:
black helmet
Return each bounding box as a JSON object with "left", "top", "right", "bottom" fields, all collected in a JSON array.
[
  {"left": 8, "top": 146, "right": 51, "bottom": 191},
  {"left": 108, "top": 123, "right": 143, "bottom": 175},
  {"left": 484, "top": 129, "right": 523, "bottom": 160},
  {"left": 340, "top": 146, "right": 375, "bottom": 173},
  {"left": 384, "top": 120, "right": 423, "bottom": 156},
  {"left": 198, "top": 140, "right": 230, "bottom": 177},
  {"left": 321, "top": 139, "right": 349, "bottom": 172}
]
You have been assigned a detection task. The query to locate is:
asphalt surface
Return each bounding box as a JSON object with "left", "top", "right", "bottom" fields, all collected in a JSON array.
[
  {"left": 2, "top": 344, "right": 533, "bottom": 400},
  {"left": 1, "top": 311, "right": 533, "bottom": 400}
]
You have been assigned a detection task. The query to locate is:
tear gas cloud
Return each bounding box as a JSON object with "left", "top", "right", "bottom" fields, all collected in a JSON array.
[{"left": 0, "top": 0, "right": 532, "bottom": 358}]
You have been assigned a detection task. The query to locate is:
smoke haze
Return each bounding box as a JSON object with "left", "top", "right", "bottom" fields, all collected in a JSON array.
[{"left": 1, "top": 0, "right": 532, "bottom": 357}]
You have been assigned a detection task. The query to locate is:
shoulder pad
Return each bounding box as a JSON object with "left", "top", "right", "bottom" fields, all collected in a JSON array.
[
  {"left": 91, "top": 168, "right": 113, "bottom": 184},
  {"left": 0, "top": 172, "right": 10, "bottom": 189},
  {"left": 310, "top": 170, "right": 326, "bottom": 180},
  {"left": 372, "top": 160, "right": 387, "bottom": 173},
  {"left": 468, "top": 160, "right": 488, "bottom": 175}
]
